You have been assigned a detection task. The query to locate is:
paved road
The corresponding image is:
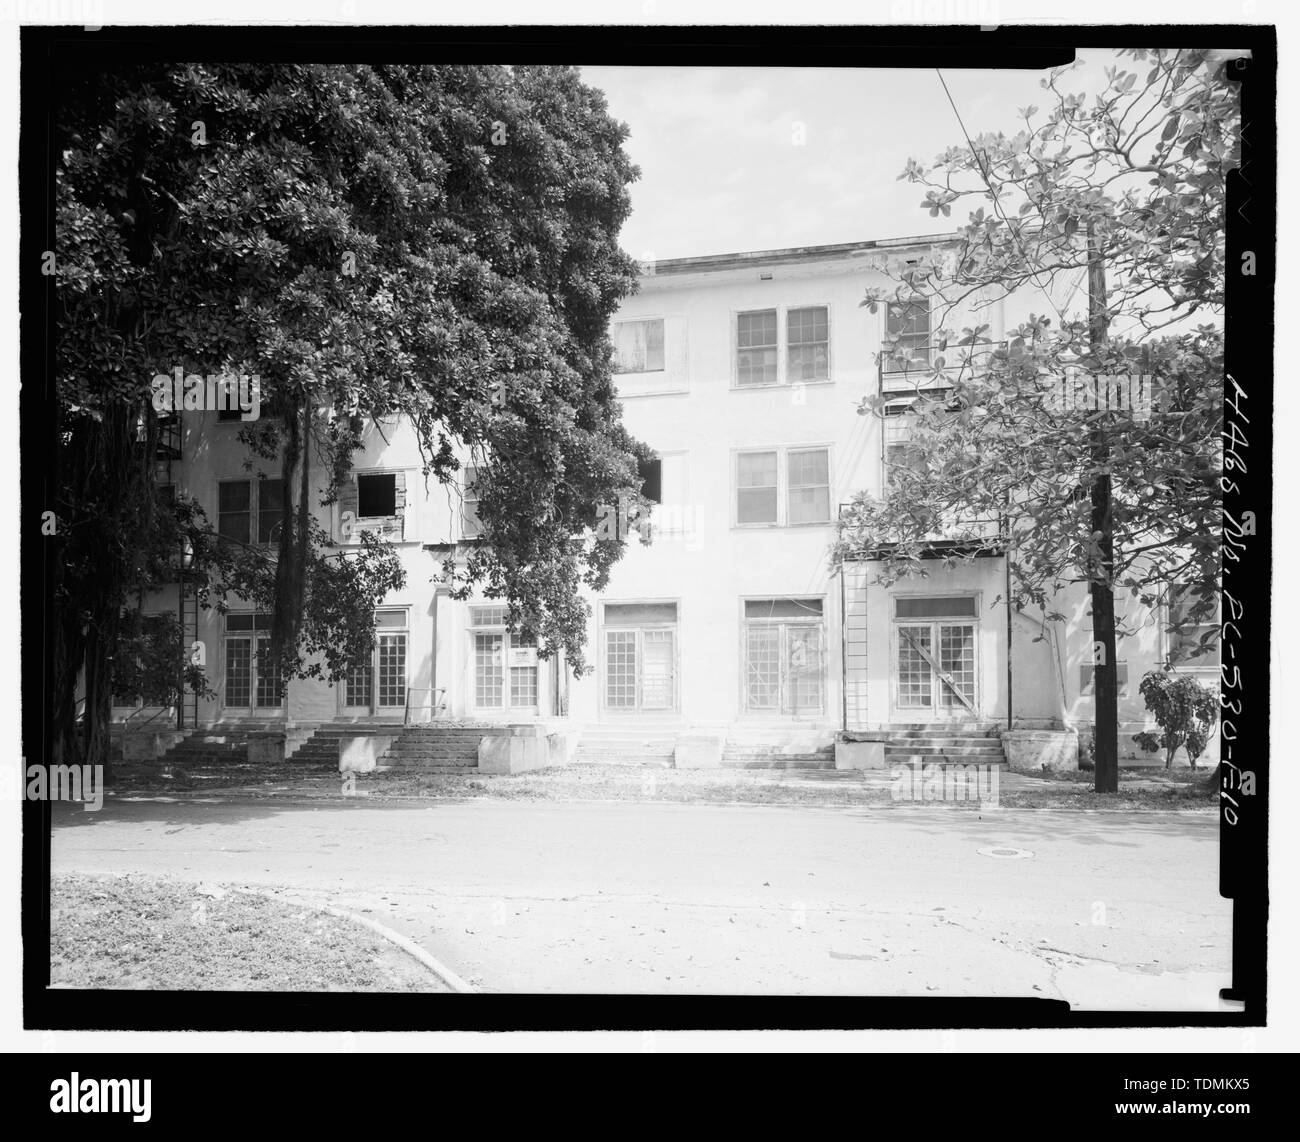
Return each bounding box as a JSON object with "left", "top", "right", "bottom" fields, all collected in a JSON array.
[{"left": 50, "top": 796, "right": 1232, "bottom": 1008}]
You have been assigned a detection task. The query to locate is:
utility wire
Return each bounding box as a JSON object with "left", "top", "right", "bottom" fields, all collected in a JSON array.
[{"left": 934, "top": 68, "right": 1075, "bottom": 332}]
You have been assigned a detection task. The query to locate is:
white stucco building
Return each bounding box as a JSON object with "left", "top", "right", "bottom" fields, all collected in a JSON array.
[{"left": 114, "top": 232, "right": 1219, "bottom": 769}]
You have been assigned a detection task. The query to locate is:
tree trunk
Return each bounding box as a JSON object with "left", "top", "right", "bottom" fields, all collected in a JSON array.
[{"left": 1087, "top": 221, "right": 1119, "bottom": 794}]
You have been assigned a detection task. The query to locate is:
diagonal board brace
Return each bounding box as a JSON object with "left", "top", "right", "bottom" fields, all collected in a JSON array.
[{"left": 900, "top": 629, "right": 976, "bottom": 714}]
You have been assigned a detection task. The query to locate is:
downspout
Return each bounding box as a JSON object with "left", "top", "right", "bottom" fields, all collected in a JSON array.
[
  {"left": 1005, "top": 551, "right": 1013, "bottom": 731},
  {"left": 839, "top": 566, "right": 848, "bottom": 733}
]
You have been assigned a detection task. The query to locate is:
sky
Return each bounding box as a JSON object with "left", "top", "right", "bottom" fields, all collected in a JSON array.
[{"left": 584, "top": 53, "right": 1123, "bottom": 261}]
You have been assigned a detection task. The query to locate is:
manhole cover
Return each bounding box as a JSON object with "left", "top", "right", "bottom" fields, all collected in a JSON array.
[{"left": 977, "top": 846, "right": 1034, "bottom": 859}]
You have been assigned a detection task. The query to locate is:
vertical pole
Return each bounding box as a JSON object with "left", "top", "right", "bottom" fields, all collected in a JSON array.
[
  {"left": 176, "top": 570, "right": 184, "bottom": 730},
  {"left": 1005, "top": 544, "right": 1013, "bottom": 731},
  {"left": 1087, "top": 220, "right": 1119, "bottom": 794}
]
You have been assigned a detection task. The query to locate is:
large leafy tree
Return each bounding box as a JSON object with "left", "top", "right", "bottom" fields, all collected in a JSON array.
[
  {"left": 835, "top": 49, "right": 1237, "bottom": 792},
  {"left": 53, "top": 63, "right": 649, "bottom": 769}
]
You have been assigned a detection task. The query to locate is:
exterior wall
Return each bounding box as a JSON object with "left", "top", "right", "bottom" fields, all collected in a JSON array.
[
  {"left": 116, "top": 410, "right": 561, "bottom": 731},
  {"left": 114, "top": 235, "right": 1216, "bottom": 763}
]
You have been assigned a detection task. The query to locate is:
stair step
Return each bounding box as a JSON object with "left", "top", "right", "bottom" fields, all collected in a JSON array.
[{"left": 887, "top": 754, "right": 1008, "bottom": 767}]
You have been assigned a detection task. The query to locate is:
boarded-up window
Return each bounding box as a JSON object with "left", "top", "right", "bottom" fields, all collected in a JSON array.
[{"left": 339, "top": 470, "right": 406, "bottom": 541}]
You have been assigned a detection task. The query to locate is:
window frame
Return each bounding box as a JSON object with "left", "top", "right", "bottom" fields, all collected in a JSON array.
[
  {"left": 217, "top": 477, "right": 286, "bottom": 548},
  {"left": 739, "top": 595, "right": 827, "bottom": 717},
  {"left": 461, "top": 465, "right": 484, "bottom": 540},
  {"left": 469, "top": 604, "right": 540, "bottom": 713},
  {"left": 356, "top": 471, "right": 399, "bottom": 520},
  {"left": 1165, "top": 582, "right": 1221, "bottom": 669},
  {"left": 733, "top": 444, "right": 833, "bottom": 529},
  {"left": 883, "top": 295, "right": 933, "bottom": 375},
  {"left": 599, "top": 599, "right": 681, "bottom": 715},
  {"left": 611, "top": 317, "right": 667, "bottom": 375},
  {"left": 732, "top": 303, "right": 833, "bottom": 390}
]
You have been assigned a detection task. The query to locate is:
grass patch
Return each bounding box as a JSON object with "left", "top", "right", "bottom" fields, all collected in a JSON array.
[
  {"left": 50, "top": 873, "right": 444, "bottom": 991},
  {"left": 107, "top": 759, "right": 1220, "bottom": 813}
]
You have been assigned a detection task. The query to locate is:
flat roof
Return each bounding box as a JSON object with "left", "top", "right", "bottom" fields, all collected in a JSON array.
[{"left": 642, "top": 231, "right": 963, "bottom": 277}]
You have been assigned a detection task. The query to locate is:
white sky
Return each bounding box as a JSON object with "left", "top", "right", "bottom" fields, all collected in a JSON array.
[{"left": 585, "top": 52, "right": 1126, "bottom": 261}]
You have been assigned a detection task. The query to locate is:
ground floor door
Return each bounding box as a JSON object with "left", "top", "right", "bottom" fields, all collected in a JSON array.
[
  {"left": 343, "top": 609, "right": 408, "bottom": 716},
  {"left": 601, "top": 602, "right": 679, "bottom": 715},
  {"left": 470, "top": 605, "right": 540, "bottom": 716},
  {"left": 895, "top": 620, "right": 978, "bottom": 719},
  {"left": 743, "top": 616, "right": 825, "bottom": 715},
  {"left": 223, "top": 612, "right": 282, "bottom": 714}
]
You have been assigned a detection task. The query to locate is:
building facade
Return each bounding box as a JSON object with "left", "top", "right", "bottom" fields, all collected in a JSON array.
[{"left": 114, "top": 233, "right": 1219, "bottom": 765}]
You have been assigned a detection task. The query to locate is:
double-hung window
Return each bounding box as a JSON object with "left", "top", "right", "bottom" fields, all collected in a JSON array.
[
  {"left": 1167, "top": 584, "right": 1220, "bottom": 666},
  {"left": 218, "top": 478, "right": 286, "bottom": 546},
  {"left": 885, "top": 297, "right": 932, "bottom": 373},
  {"left": 462, "top": 466, "right": 484, "bottom": 539},
  {"left": 735, "top": 305, "right": 830, "bottom": 387},
  {"left": 735, "top": 447, "right": 831, "bottom": 527}
]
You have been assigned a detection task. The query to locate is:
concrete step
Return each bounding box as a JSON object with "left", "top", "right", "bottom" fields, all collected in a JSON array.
[
  {"left": 883, "top": 744, "right": 1005, "bottom": 756},
  {"left": 721, "top": 759, "right": 835, "bottom": 770},
  {"left": 887, "top": 754, "right": 1008, "bottom": 768},
  {"left": 383, "top": 758, "right": 480, "bottom": 770}
]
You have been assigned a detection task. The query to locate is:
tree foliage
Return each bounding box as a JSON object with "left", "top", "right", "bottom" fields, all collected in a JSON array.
[
  {"left": 53, "top": 63, "right": 648, "bottom": 765},
  {"left": 835, "top": 48, "right": 1236, "bottom": 648}
]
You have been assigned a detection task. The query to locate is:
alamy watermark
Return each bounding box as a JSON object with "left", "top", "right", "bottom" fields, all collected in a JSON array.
[
  {"left": 891, "top": 759, "right": 1000, "bottom": 806},
  {"left": 150, "top": 367, "right": 261, "bottom": 421},
  {"left": 24, "top": 762, "right": 104, "bottom": 811}
]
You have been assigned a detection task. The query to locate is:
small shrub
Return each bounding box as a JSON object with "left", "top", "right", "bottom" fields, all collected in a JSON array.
[{"left": 1133, "top": 669, "right": 1217, "bottom": 769}]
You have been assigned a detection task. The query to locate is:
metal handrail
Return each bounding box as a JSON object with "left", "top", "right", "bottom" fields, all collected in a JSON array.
[
  {"left": 403, "top": 686, "right": 447, "bottom": 725},
  {"left": 118, "top": 704, "right": 176, "bottom": 732}
]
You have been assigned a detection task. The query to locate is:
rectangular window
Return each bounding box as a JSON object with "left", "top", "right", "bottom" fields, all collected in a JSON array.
[
  {"left": 1167, "top": 584, "right": 1220, "bottom": 665},
  {"left": 895, "top": 596, "right": 978, "bottom": 620},
  {"left": 357, "top": 472, "right": 397, "bottom": 518},
  {"left": 736, "top": 447, "right": 830, "bottom": 526},
  {"left": 604, "top": 602, "right": 678, "bottom": 626},
  {"left": 886, "top": 298, "right": 931, "bottom": 372},
  {"left": 612, "top": 319, "right": 665, "bottom": 374},
  {"left": 736, "top": 451, "right": 779, "bottom": 524},
  {"left": 218, "top": 480, "right": 251, "bottom": 545},
  {"left": 462, "top": 466, "right": 484, "bottom": 539},
  {"left": 257, "top": 479, "right": 285, "bottom": 544},
  {"left": 787, "top": 448, "right": 830, "bottom": 525},
  {"left": 736, "top": 309, "right": 779, "bottom": 387},
  {"left": 475, "top": 632, "right": 505, "bottom": 708},
  {"left": 743, "top": 597, "right": 825, "bottom": 714},
  {"left": 787, "top": 306, "right": 829, "bottom": 382},
  {"left": 219, "top": 479, "right": 285, "bottom": 547},
  {"left": 637, "top": 456, "right": 662, "bottom": 504},
  {"left": 1080, "top": 662, "right": 1130, "bottom": 697}
]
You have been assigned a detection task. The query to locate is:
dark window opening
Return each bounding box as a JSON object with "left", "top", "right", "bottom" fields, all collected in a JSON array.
[
  {"left": 358, "top": 473, "right": 398, "bottom": 517},
  {"left": 638, "top": 457, "right": 662, "bottom": 504}
]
